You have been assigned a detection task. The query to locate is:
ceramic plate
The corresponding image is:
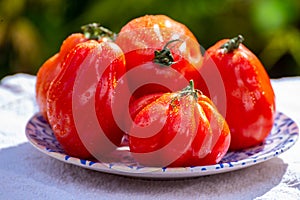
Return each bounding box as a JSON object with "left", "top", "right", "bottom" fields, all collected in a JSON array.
[{"left": 25, "top": 112, "right": 298, "bottom": 179}]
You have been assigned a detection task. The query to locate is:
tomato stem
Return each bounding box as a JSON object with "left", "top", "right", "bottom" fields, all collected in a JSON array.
[
  {"left": 189, "top": 80, "right": 195, "bottom": 92},
  {"left": 153, "top": 39, "right": 182, "bottom": 66},
  {"left": 220, "top": 35, "right": 244, "bottom": 53},
  {"left": 81, "top": 23, "right": 116, "bottom": 41},
  {"left": 171, "top": 80, "right": 199, "bottom": 107},
  {"left": 181, "top": 80, "right": 199, "bottom": 100}
]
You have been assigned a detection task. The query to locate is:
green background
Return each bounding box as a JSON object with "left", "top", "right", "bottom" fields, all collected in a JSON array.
[{"left": 1, "top": 0, "right": 300, "bottom": 79}]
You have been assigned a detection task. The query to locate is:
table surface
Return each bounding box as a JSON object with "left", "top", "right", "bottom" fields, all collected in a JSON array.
[{"left": 0, "top": 73, "right": 300, "bottom": 200}]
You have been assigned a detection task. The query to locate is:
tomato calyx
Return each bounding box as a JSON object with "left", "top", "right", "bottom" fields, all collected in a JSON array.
[
  {"left": 171, "top": 80, "right": 200, "bottom": 107},
  {"left": 220, "top": 35, "right": 244, "bottom": 53},
  {"left": 180, "top": 80, "right": 200, "bottom": 99},
  {"left": 81, "top": 23, "right": 116, "bottom": 41},
  {"left": 153, "top": 39, "right": 182, "bottom": 66}
]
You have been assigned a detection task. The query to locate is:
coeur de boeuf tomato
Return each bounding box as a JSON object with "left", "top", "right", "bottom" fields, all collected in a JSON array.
[
  {"left": 36, "top": 33, "right": 87, "bottom": 121},
  {"left": 116, "top": 15, "right": 201, "bottom": 67},
  {"left": 115, "top": 15, "right": 206, "bottom": 99},
  {"left": 47, "top": 40, "right": 126, "bottom": 159},
  {"left": 200, "top": 35, "right": 275, "bottom": 150},
  {"left": 128, "top": 80, "right": 231, "bottom": 167},
  {"left": 36, "top": 23, "right": 115, "bottom": 121}
]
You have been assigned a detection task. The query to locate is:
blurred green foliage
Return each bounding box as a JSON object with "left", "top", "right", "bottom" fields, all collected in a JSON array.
[{"left": 1, "top": 0, "right": 300, "bottom": 78}]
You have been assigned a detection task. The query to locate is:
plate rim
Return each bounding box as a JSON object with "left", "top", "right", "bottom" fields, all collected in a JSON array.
[{"left": 25, "top": 111, "right": 299, "bottom": 179}]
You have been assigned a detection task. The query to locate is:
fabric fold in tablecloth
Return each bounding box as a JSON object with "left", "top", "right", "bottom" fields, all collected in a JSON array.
[{"left": 0, "top": 73, "right": 300, "bottom": 200}]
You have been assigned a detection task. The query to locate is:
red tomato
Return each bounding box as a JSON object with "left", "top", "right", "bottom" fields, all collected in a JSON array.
[
  {"left": 116, "top": 15, "right": 202, "bottom": 67},
  {"left": 122, "top": 42, "right": 207, "bottom": 99},
  {"left": 129, "top": 93, "right": 164, "bottom": 119},
  {"left": 47, "top": 40, "right": 126, "bottom": 159},
  {"left": 128, "top": 80, "right": 231, "bottom": 167},
  {"left": 200, "top": 35, "right": 276, "bottom": 150},
  {"left": 36, "top": 33, "right": 87, "bottom": 120},
  {"left": 115, "top": 15, "right": 205, "bottom": 99},
  {"left": 36, "top": 23, "right": 115, "bottom": 121}
]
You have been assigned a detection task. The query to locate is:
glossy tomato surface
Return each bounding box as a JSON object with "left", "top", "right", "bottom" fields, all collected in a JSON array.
[
  {"left": 115, "top": 15, "right": 206, "bottom": 99},
  {"left": 47, "top": 40, "right": 126, "bottom": 159},
  {"left": 128, "top": 81, "right": 231, "bottom": 167},
  {"left": 115, "top": 15, "right": 202, "bottom": 68},
  {"left": 36, "top": 23, "right": 116, "bottom": 121},
  {"left": 123, "top": 46, "right": 207, "bottom": 99},
  {"left": 201, "top": 36, "right": 275, "bottom": 150},
  {"left": 36, "top": 33, "right": 87, "bottom": 120}
]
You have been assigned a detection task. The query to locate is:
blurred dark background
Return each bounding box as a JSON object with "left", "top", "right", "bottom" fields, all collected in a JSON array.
[{"left": 1, "top": 0, "right": 300, "bottom": 79}]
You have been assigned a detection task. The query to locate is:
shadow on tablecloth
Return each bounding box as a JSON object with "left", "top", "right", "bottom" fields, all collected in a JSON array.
[{"left": 0, "top": 142, "right": 288, "bottom": 200}]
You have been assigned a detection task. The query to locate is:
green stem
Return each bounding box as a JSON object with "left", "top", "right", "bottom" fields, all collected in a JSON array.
[
  {"left": 153, "top": 39, "right": 182, "bottom": 66},
  {"left": 81, "top": 23, "right": 116, "bottom": 41},
  {"left": 220, "top": 35, "right": 244, "bottom": 53},
  {"left": 180, "top": 80, "right": 198, "bottom": 100},
  {"left": 189, "top": 80, "right": 195, "bottom": 93},
  {"left": 171, "top": 80, "right": 199, "bottom": 107}
]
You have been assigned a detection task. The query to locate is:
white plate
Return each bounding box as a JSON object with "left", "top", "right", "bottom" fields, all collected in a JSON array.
[{"left": 25, "top": 112, "right": 298, "bottom": 179}]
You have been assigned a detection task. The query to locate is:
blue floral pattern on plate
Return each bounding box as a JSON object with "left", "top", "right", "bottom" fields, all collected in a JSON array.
[{"left": 25, "top": 112, "right": 298, "bottom": 179}]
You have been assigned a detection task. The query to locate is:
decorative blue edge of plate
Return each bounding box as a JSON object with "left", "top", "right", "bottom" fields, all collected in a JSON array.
[{"left": 25, "top": 111, "right": 299, "bottom": 179}]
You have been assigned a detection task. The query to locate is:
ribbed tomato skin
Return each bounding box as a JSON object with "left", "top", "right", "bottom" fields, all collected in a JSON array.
[
  {"left": 47, "top": 40, "right": 126, "bottom": 159},
  {"left": 201, "top": 38, "right": 275, "bottom": 150},
  {"left": 129, "top": 88, "right": 230, "bottom": 167}
]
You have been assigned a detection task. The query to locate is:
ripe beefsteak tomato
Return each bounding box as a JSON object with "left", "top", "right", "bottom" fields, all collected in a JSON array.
[
  {"left": 116, "top": 15, "right": 202, "bottom": 68},
  {"left": 128, "top": 80, "right": 231, "bottom": 167},
  {"left": 47, "top": 40, "right": 126, "bottom": 159},
  {"left": 36, "top": 23, "right": 115, "bottom": 121},
  {"left": 200, "top": 35, "right": 276, "bottom": 150},
  {"left": 36, "top": 33, "right": 87, "bottom": 121},
  {"left": 115, "top": 15, "right": 206, "bottom": 99}
]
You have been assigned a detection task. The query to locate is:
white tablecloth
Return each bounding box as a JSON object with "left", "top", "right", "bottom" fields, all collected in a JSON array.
[{"left": 0, "top": 73, "right": 299, "bottom": 200}]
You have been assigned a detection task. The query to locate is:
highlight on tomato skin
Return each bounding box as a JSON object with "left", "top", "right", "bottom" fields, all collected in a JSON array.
[
  {"left": 128, "top": 80, "right": 231, "bottom": 168},
  {"left": 36, "top": 23, "right": 116, "bottom": 122},
  {"left": 35, "top": 33, "right": 88, "bottom": 121},
  {"left": 114, "top": 14, "right": 206, "bottom": 99},
  {"left": 46, "top": 40, "right": 127, "bottom": 160},
  {"left": 115, "top": 14, "right": 202, "bottom": 68},
  {"left": 199, "top": 35, "right": 276, "bottom": 150}
]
